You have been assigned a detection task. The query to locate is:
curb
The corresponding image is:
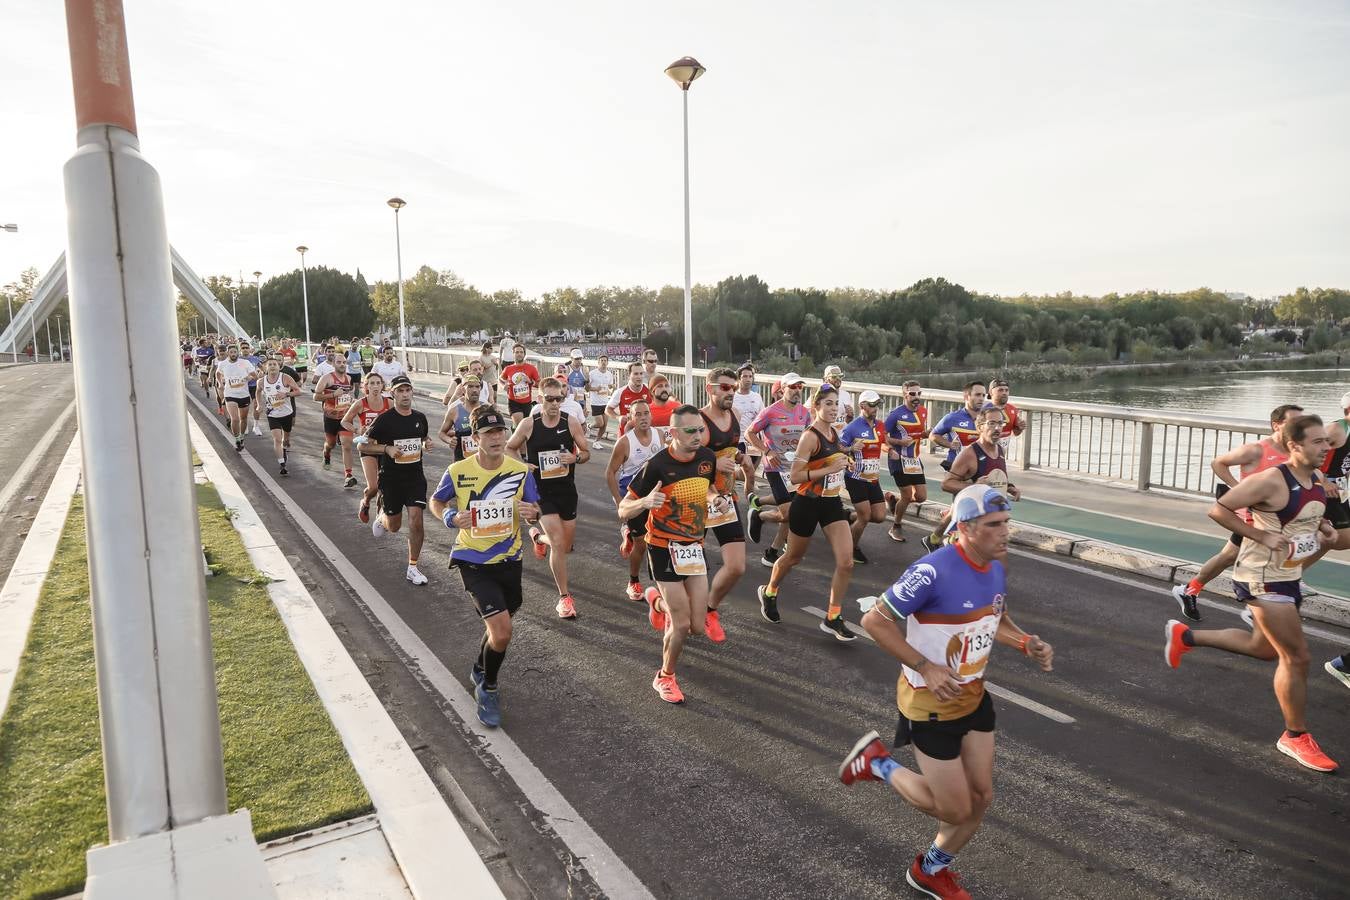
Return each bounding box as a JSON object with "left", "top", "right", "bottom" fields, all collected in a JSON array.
[{"left": 903, "top": 502, "right": 1350, "bottom": 629}]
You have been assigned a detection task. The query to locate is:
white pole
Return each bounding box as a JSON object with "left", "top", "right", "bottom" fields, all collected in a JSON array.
[
  {"left": 56, "top": 315, "right": 64, "bottom": 361},
  {"left": 231, "top": 287, "right": 237, "bottom": 330},
  {"left": 299, "top": 248, "right": 311, "bottom": 346},
  {"left": 256, "top": 280, "right": 263, "bottom": 342},
  {"left": 393, "top": 206, "right": 408, "bottom": 368},
  {"left": 5, "top": 297, "right": 15, "bottom": 362},
  {"left": 30, "top": 304, "right": 39, "bottom": 362},
  {"left": 46, "top": 319, "right": 53, "bottom": 361},
  {"left": 681, "top": 89, "right": 694, "bottom": 403}
]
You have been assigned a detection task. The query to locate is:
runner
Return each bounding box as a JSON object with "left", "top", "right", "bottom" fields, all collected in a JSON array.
[
  {"left": 746, "top": 372, "right": 810, "bottom": 571},
  {"left": 840, "top": 390, "right": 888, "bottom": 564},
  {"left": 839, "top": 485, "right": 1054, "bottom": 900},
  {"left": 605, "top": 362, "right": 653, "bottom": 436},
  {"left": 699, "top": 368, "right": 749, "bottom": 643},
  {"left": 922, "top": 382, "right": 989, "bottom": 552},
  {"left": 213, "top": 343, "right": 257, "bottom": 452},
  {"left": 822, "top": 364, "right": 854, "bottom": 424},
  {"left": 358, "top": 337, "right": 376, "bottom": 382},
  {"left": 240, "top": 342, "right": 266, "bottom": 437},
  {"left": 731, "top": 363, "right": 764, "bottom": 496},
  {"left": 536, "top": 364, "right": 588, "bottom": 422},
  {"left": 429, "top": 405, "right": 541, "bottom": 727},
  {"left": 345, "top": 342, "right": 364, "bottom": 392},
  {"left": 371, "top": 346, "right": 407, "bottom": 395},
  {"left": 314, "top": 352, "right": 358, "bottom": 485},
  {"left": 606, "top": 400, "right": 663, "bottom": 601},
  {"left": 311, "top": 343, "right": 336, "bottom": 397},
  {"left": 363, "top": 375, "right": 433, "bottom": 586},
  {"left": 1317, "top": 393, "right": 1350, "bottom": 553},
  {"left": 618, "top": 404, "right": 718, "bottom": 703},
  {"left": 883, "top": 380, "right": 930, "bottom": 543},
  {"left": 437, "top": 373, "right": 487, "bottom": 464},
  {"left": 343, "top": 372, "right": 391, "bottom": 523},
  {"left": 986, "top": 378, "right": 1024, "bottom": 458},
  {"left": 1171, "top": 404, "right": 1303, "bottom": 620},
  {"left": 506, "top": 376, "right": 592, "bottom": 618},
  {"left": 565, "top": 349, "right": 588, "bottom": 408},
  {"left": 647, "top": 375, "right": 680, "bottom": 433},
  {"left": 258, "top": 357, "right": 301, "bottom": 475},
  {"left": 500, "top": 343, "right": 541, "bottom": 425},
  {"left": 477, "top": 340, "right": 499, "bottom": 404},
  {"left": 292, "top": 340, "right": 310, "bottom": 385},
  {"left": 587, "top": 353, "right": 616, "bottom": 449},
  {"left": 640, "top": 348, "right": 660, "bottom": 386},
  {"left": 755, "top": 383, "right": 858, "bottom": 640},
  {"left": 194, "top": 337, "right": 216, "bottom": 395},
  {"left": 932, "top": 407, "right": 1022, "bottom": 548},
  {"left": 1165, "top": 414, "right": 1339, "bottom": 773}
]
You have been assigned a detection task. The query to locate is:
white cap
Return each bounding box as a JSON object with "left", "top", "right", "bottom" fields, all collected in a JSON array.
[
  {"left": 570, "top": 349, "right": 584, "bottom": 359},
  {"left": 780, "top": 372, "right": 806, "bottom": 386},
  {"left": 1341, "top": 391, "right": 1350, "bottom": 411},
  {"left": 823, "top": 365, "right": 843, "bottom": 377},
  {"left": 858, "top": 389, "right": 881, "bottom": 405}
]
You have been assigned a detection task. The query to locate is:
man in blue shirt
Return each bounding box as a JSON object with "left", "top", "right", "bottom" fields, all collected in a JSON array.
[{"left": 929, "top": 381, "right": 987, "bottom": 471}]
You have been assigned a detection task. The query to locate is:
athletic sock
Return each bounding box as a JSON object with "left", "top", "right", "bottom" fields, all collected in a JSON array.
[
  {"left": 869, "top": 755, "right": 901, "bottom": 783},
  {"left": 763, "top": 586, "right": 777, "bottom": 598},
  {"left": 345, "top": 468, "right": 352, "bottom": 477},
  {"left": 483, "top": 643, "right": 507, "bottom": 690},
  {"left": 1185, "top": 578, "right": 1204, "bottom": 595},
  {"left": 1285, "top": 729, "right": 1307, "bottom": 739},
  {"left": 1180, "top": 629, "right": 1195, "bottom": 647},
  {"left": 1332, "top": 655, "right": 1347, "bottom": 671},
  {"left": 408, "top": 557, "right": 418, "bottom": 568},
  {"left": 827, "top": 602, "right": 842, "bottom": 619},
  {"left": 920, "top": 842, "right": 956, "bottom": 876}
]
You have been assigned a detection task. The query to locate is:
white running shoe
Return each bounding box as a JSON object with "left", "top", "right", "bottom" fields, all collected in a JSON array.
[
  {"left": 371, "top": 517, "right": 388, "bottom": 538},
  {"left": 406, "top": 564, "right": 428, "bottom": 585},
  {"left": 1240, "top": 606, "right": 1254, "bottom": 629},
  {"left": 593, "top": 440, "right": 605, "bottom": 450},
  {"left": 252, "top": 422, "right": 263, "bottom": 436}
]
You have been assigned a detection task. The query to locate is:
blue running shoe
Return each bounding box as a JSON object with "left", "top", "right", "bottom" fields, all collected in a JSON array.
[
  {"left": 470, "top": 666, "right": 484, "bottom": 691},
  {"left": 475, "top": 683, "right": 501, "bottom": 728}
]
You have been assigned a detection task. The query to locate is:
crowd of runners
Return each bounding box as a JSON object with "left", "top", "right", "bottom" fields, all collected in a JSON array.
[{"left": 181, "top": 333, "right": 1348, "bottom": 900}]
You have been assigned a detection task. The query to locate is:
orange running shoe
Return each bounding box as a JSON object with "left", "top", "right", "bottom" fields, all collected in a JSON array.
[
  {"left": 1277, "top": 732, "right": 1339, "bottom": 773},
  {"left": 556, "top": 594, "right": 577, "bottom": 619},
  {"left": 1163, "top": 619, "right": 1193, "bottom": 669},
  {"left": 905, "top": 855, "right": 971, "bottom": 900},
  {"left": 704, "top": 609, "right": 726, "bottom": 643},
  {"left": 645, "top": 587, "right": 667, "bottom": 631},
  {"left": 652, "top": 670, "right": 684, "bottom": 704},
  {"left": 625, "top": 581, "right": 643, "bottom": 602}
]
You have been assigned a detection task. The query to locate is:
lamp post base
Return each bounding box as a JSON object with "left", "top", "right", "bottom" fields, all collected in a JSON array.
[{"left": 84, "top": 809, "right": 278, "bottom": 900}]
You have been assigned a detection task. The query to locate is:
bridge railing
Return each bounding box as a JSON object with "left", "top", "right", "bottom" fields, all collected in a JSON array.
[{"left": 390, "top": 345, "right": 1268, "bottom": 497}]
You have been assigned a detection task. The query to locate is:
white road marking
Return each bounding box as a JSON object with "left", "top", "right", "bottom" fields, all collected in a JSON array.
[
  {"left": 186, "top": 389, "right": 656, "bottom": 900},
  {"left": 0, "top": 399, "right": 76, "bottom": 517},
  {"left": 800, "top": 605, "right": 1077, "bottom": 724}
]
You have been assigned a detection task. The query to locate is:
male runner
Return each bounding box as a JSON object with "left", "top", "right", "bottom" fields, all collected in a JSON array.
[
  {"left": 618, "top": 404, "right": 717, "bottom": 703},
  {"left": 884, "top": 380, "right": 930, "bottom": 543},
  {"left": 607, "top": 400, "right": 663, "bottom": 601},
  {"left": 291, "top": 340, "right": 309, "bottom": 385},
  {"left": 1165, "top": 414, "right": 1338, "bottom": 772},
  {"left": 437, "top": 373, "right": 487, "bottom": 463},
  {"left": 930, "top": 407, "right": 1023, "bottom": 549},
  {"left": 372, "top": 346, "right": 407, "bottom": 395},
  {"left": 500, "top": 343, "right": 541, "bottom": 424},
  {"left": 1171, "top": 404, "right": 1303, "bottom": 620},
  {"left": 363, "top": 376, "right": 433, "bottom": 585},
  {"left": 605, "top": 362, "right": 652, "bottom": 436},
  {"left": 358, "top": 337, "right": 376, "bottom": 380},
  {"left": 429, "top": 405, "right": 541, "bottom": 727},
  {"left": 647, "top": 375, "right": 680, "bottom": 433},
  {"left": 839, "top": 485, "right": 1054, "bottom": 900},
  {"left": 535, "top": 365, "right": 587, "bottom": 422},
  {"left": 194, "top": 337, "right": 216, "bottom": 395},
  {"left": 506, "top": 376, "right": 592, "bottom": 618},
  {"left": 565, "top": 349, "right": 588, "bottom": 407},
  {"left": 822, "top": 364, "right": 854, "bottom": 424},
  {"left": 930, "top": 382, "right": 986, "bottom": 472},
  {"left": 345, "top": 342, "right": 364, "bottom": 392},
  {"left": 214, "top": 343, "right": 257, "bottom": 451},
  {"left": 310, "top": 344, "right": 335, "bottom": 396},
  {"left": 640, "top": 348, "right": 660, "bottom": 386},
  {"left": 746, "top": 373, "right": 810, "bottom": 569},
  {"left": 314, "top": 352, "right": 358, "bottom": 484},
  {"left": 986, "top": 378, "right": 1024, "bottom": 457},
  {"left": 587, "top": 353, "right": 615, "bottom": 449},
  {"left": 840, "top": 389, "right": 887, "bottom": 563},
  {"left": 258, "top": 357, "right": 301, "bottom": 475},
  {"left": 731, "top": 363, "right": 764, "bottom": 495},
  {"left": 699, "top": 368, "right": 750, "bottom": 642}
]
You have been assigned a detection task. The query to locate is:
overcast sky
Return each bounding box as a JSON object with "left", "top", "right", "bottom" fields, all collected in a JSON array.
[{"left": 4, "top": 0, "right": 1348, "bottom": 299}]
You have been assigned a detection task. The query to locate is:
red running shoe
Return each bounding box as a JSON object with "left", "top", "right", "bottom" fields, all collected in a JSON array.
[
  {"left": 1277, "top": 731, "right": 1339, "bottom": 773},
  {"left": 905, "top": 855, "right": 971, "bottom": 900},
  {"left": 1164, "top": 619, "right": 1193, "bottom": 669},
  {"left": 652, "top": 669, "right": 684, "bottom": 704},
  {"left": 620, "top": 526, "right": 634, "bottom": 559},
  {"left": 838, "top": 730, "right": 889, "bottom": 785},
  {"left": 529, "top": 527, "right": 548, "bottom": 560},
  {"left": 704, "top": 609, "right": 726, "bottom": 643},
  {"left": 625, "top": 581, "right": 643, "bottom": 602},
  {"left": 645, "top": 587, "right": 666, "bottom": 631},
  {"left": 556, "top": 594, "right": 577, "bottom": 619},
  {"left": 357, "top": 500, "right": 371, "bottom": 524}
]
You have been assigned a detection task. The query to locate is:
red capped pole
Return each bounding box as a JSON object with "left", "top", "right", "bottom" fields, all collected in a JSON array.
[{"left": 65, "top": 0, "right": 138, "bottom": 134}]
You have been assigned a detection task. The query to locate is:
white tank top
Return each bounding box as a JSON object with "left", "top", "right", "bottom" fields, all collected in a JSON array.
[
  {"left": 618, "top": 428, "right": 662, "bottom": 482},
  {"left": 260, "top": 372, "right": 293, "bottom": 417}
]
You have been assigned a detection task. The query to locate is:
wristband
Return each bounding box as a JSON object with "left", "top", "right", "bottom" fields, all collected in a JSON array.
[
  {"left": 443, "top": 508, "right": 457, "bottom": 529},
  {"left": 1018, "top": 634, "right": 1034, "bottom": 655}
]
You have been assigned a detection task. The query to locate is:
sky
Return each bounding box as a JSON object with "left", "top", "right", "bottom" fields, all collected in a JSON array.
[{"left": 4, "top": 0, "right": 1349, "bottom": 300}]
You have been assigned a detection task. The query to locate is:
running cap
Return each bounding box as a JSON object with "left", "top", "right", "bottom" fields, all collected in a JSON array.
[
  {"left": 858, "top": 390, "right": 881, "bottom": 405},
  {"left": 389, "top": 375, "right": 413, "bottom": 388},
  {"left": 780, "top": 372, "right": 806, "bottom": 386},
  {"left": 462, "top": 374, "right": 482, "bottom": 386},
  {"left": 823, "top": 365, "right": 844, "bottom": 377},
  {"left": 650, "top": 374, "right": 670, "bottom": 387},
  {"left": 815, "top": 383, "right": 839, "bottom": 397},
  {"left": 570, "top": 349, "right": 584, "bottom": 359},
  {"left": 471, "top": 408, "right": 509, "bottom": 432},
  {"left": 1341, "top": 391, "right": 1350, "bottom": 411},
  {"left": 989, "top": 378, "right": 1010, "bottom": 389},
  {"left": 944, "top": 484, "right": 1012, "bottom": 534}
]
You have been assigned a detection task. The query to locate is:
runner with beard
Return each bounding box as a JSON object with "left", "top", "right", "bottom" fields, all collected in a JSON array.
[
  {"left": 364, "top": 376, "right": 433, "bottom": 586},
  {"left": 699, "top": 368, "right": 750, "bottom": 643}
]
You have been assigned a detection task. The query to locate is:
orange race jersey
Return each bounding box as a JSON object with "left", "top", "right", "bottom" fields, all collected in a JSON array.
[
  {"left": 625, "top": 446, "right": 717, "bottom": 547},
  {"left": 796, "top": 425, "right": 848, "bottom": 499}
]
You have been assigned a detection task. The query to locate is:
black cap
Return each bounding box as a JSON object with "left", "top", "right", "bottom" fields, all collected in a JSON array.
[
  {"left": 471, "top": 407, "right": 509, "bottom": 432},
  {"left": 389, "top": 374, "right": 413, "bottom": 388}
]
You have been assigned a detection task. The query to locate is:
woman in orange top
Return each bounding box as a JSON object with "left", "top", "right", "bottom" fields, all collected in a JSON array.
[
  {"left": 756, "top": 384, "right": 858, "bottom": 642},
  {"left": 342, "top": 372, "right": 391, "bottom": 523}
]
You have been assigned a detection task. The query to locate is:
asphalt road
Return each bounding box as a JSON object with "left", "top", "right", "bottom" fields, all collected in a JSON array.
[
  {"left": 183, "top": 380, "right": 1350, "bottom": 900},
  {"left": 0, "top": 364, "right": 76, "bottom": 585}
]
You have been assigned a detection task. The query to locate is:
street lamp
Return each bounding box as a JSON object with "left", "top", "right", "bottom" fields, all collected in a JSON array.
[
  {"left": 253, "top": 271, "right": 264, "bottom": 339},
  {"left": 387, "top": 197, "right": 408, "bottom": 367},
  {"left": 0, "top": 224, "right": 16, "bottom": 232},
  {"left": 296, "top": 245, "right": 311, "bottom": 348},
  {"left": 665, "top": 55, "right": 705, "bottom": 402},
  {"left": 3, "top": 284, "right": 16, "bottom": 363}
]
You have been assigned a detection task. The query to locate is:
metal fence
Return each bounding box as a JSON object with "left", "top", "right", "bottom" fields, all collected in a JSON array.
[{"left": 383, "top": 345, "right": 1269, "bottom": 497}]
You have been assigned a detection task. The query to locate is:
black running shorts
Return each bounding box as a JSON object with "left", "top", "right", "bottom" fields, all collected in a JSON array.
[
  {"left": 537, "top": 481, "right": 578, "bottom": 521},
  {"left": 379, "top": 473, "right": 427, "bottom": 516},
  {"left": 454, "top": 558, "right": 523, "bottom": 619},
  {"left": 590, "top": 404, "right": 607, "bottom": 417},
  {"left": 508, "top": 399, "right": 533, "bottom": 418},
  {"left": 788, "top": 493, "right": 850, "bottom": 538},
  {"left": 323, "top": 415, "right": 351, "bottom": 437},
  {"left": 766, "top": 470, "right": 793, "bottom": 505},
  {"left": 709, "top": 499, "right": 746, "bottom": 546},
  {"left": 266, "top": 413, "right": 294, "bottom": 433},
  {"left": 845, "top": 478, "right": 885, "bottom": 505},
  {"left": 889, "top": 460, "right": 927, "bottom": 488},
  {"left": 895, "top": 690, "right": 996, "bottom": 762},
  {"left": 225, "top": 395, "right": 251, "bottom": 408},
  {"left": 646, "top": 542, "right": 706, "bottom": 583}
]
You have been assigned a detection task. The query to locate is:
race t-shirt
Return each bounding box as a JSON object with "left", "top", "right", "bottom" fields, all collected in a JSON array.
[
  {"left": 587, "top": 368, "right": 616, "bottom": 408},
  {"left": 216, "top": 359, "right": 256, "bottom": 399},
  {"left": 501, "top": 363, "right": 541, "bottom": 403},
  {"left": 732, "top": 390, "right": 765, "bottom": 444},
  {"left": 881, "top": 543, "right": 1006, "bottom": 721},
  {"left": 648, "top": 399, "right": 680, "bottom": 430},
  {"left": 748, "top": 401, "right": 812, "bottom": 473},
  {"left": 566, "top": 366, "right": 588, "bottom": 401},
  {"left": 432, "top": 455, "right": 539, "bottom": 565},
  {"left": 625, "top": 447, "right": 717, "bottom": 548},
  {"left": 840, "top": 415, "right": 885, "bottom": 482},
  {"left": 931, "top": 408, "right": 979, "bottom": 466},
  {"left": 372, "top": 359, "right": 407, "bottom": 387},
  {"left": 367, "top": 408, "right": 430, "bottom": 479}
]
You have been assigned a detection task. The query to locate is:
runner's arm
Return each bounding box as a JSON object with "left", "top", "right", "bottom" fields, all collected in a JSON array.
[
  {"left": 436, "top": 404, "right": 459, "bottom": 446},
  {"left": 940, "top": 447, "right": 978, "bottom": 494},
  {"left": 313, "top": 374, "right": 332, "bottom": 402},
  {"left": 568, "top": 416, "right": 591, "bottom": 465},
  {"left": 340, "top": 402, "right": 363, "bottom": 433},
  {"left": 504, "top": 418, "right": 531, "bottom": 462},
  {"left": 788, "top": 430, "right": 820, "bottom": 486},
  {"left": 995, "top": 613, "right": 1053, "bottom": 671},
  {"left": 1210, "top": 469, "right": 1284, "bottom": 548},
  {"left": 605, "top": 440, "right": 629, "bottom": 508},
  {"left": 1211, "top": 442, "right": 1261, "bottom": 488}
]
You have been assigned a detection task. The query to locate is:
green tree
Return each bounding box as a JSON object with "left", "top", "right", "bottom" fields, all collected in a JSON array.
[{"left": 261, "top": 266, "right": 374, "bottom": 340}]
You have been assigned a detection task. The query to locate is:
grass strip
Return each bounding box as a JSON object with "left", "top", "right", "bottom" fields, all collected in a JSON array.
[{"left": 0, "top": 484, "right": 371, "bottom": 899}]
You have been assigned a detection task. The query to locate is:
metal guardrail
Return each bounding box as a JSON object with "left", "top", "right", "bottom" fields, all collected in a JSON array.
[{"left": 379, "top": 345, "right": 1270, "bottom": 497}]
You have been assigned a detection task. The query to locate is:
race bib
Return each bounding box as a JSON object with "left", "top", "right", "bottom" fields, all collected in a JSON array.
[
  {"left": 669, "top": 541, "right": 707, "bottom": 576},
  {"left": 1284, "top": 532, "right": 1319, "bottom": 567},
  {"left": 949, "top": 618, "right": 999, "bottom": 677},
  {"left": 823, "top": 470, "right": 844, "bottom": 497},
  {"left": 900, "top": 456, "right": 923, "bottom": 475},
  {"left": 511, "top": 378, "right": 531, "bottom": 401},
  {"left": 461, "top": 435, "right": 479, "bottom": 455},
  {"left": 538, "top": 449, "right": 567, "bottom": 479},
  {"left": 227, "top": 377, "right": 245, "bottom": 389},
  {"left": 469, "top": 498, "right": 513, "bottom": 540},
  {"left": 705, "top": 492, "right": 737, "bottom": 529},
  {"left": 269, "top": 394, "right": 288, "bottom": 410},
  {"left": 859, "top": 458, "right": 880, "bottom": 480},
  {"left": 982, "top": 468, "right": 1009, "bottom": 490},
  {"left": 393, "top": 438, "right": 423, "bottom": 463},
  {"left": 334, "top": 389, "right": 353, "bottom": 410}
]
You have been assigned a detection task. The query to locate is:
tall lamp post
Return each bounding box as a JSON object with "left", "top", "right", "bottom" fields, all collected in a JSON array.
[
  {"left": 253, "top": 270, "right": 264, "bottom": 339},
  {"left": 664, "top": 56, "right": 705, "bottom": 402},
  {"left": 3, "top": 284, "right": 16, "bottom": 362},
  {"left": 387, "top": 197, "right": 408, "bottom": 367},
  {"left": 296, "top": 245, "right": 311, "bottom": 349}
]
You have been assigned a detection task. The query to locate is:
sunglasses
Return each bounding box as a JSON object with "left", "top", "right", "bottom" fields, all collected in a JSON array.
[
  {"left": 905, "top": 391, "right": 923, "bottom": 398},
  {"left": 676, "top": 425, "right": 707, "bottom": 435},
  {"left": 712, "top": 383, "right": 736, "bottom": 392},
  {"left": 542, "top": 395, "right": 564, "bottom": 402}
]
